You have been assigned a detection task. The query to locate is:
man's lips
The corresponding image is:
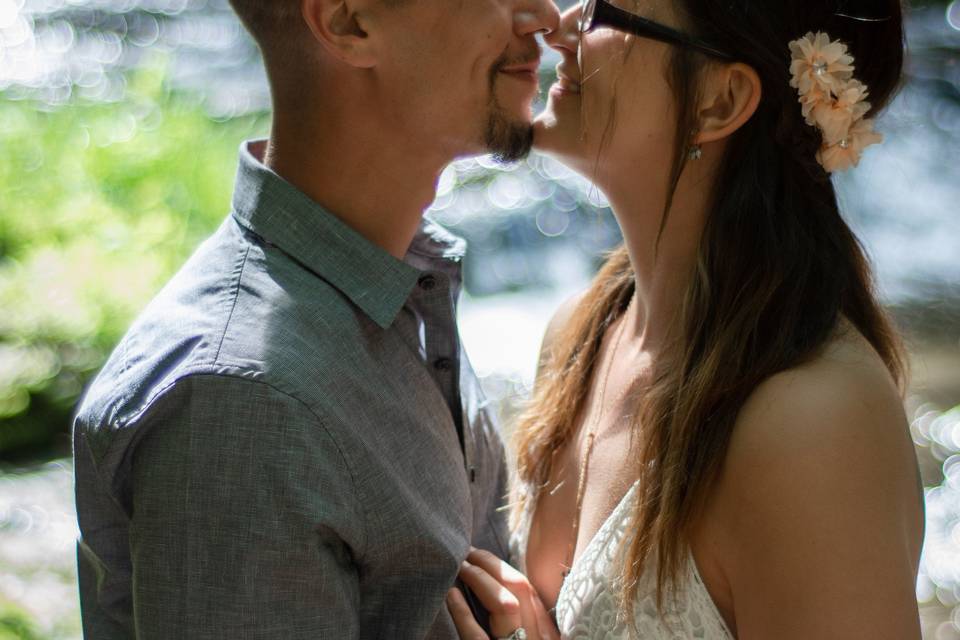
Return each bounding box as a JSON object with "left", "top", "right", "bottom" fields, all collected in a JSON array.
[{"left": 499, "top": 60, "right": 541, "bottom": 83}]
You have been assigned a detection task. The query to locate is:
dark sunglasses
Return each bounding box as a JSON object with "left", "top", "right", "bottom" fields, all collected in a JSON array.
[{"left": 579, "top": 0, "right": 736, "bottom": 62}]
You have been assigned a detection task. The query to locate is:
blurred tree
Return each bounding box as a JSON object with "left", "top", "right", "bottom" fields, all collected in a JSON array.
[{"left": 0, "top": 63, "right": 269, "bottom": 457}]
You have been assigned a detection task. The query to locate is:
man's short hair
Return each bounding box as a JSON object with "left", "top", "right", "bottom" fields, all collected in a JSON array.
[
  {"left": 228, "top": 1, "right": 307, "bottom": 52},
  {"left": 229, "top": 0, "right": 410, "bottom": 46}
]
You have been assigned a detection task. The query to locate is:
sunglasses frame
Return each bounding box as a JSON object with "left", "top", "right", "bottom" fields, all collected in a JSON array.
[{"left": 579, "top": 0, "right": 737, "bottom": 62}]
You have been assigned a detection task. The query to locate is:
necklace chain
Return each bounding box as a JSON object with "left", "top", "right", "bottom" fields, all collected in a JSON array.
[{"left": 561, "top": 294, "right": 635, "bottom": 581}]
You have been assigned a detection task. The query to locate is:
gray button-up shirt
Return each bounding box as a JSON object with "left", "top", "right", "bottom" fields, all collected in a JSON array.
[{"left": 72, "top": 140, "right": 509, "bottom": 639}]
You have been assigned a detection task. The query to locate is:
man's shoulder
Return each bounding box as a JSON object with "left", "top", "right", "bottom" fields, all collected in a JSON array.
[
  {"left": 74, "top": 221, "right": 239, "bottom": 438},
  {"left": 72, "top": 216, "right": 364, "bottom": 465}
]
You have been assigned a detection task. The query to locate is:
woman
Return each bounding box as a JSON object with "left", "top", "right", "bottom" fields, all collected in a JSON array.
[{"left": 447, "top": 0, "right": 925, "bottom": 638}]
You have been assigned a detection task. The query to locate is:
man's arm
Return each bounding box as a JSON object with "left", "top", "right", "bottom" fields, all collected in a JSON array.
[{"left": 124, "top": 374, "right": 365, "bottom": 639}]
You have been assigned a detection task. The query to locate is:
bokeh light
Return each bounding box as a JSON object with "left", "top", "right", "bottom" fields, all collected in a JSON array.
[{"left": 948, "top": 1, "right": 960, "bottom": 31}]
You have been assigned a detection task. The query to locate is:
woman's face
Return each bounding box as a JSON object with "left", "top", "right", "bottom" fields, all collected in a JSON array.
[{"left": 533, "top": 0, "right": 685, "bottom": 187}]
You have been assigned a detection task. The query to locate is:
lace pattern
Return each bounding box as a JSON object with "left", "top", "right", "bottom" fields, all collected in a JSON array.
[{"left": 510, "top": 482, "right": 735, "bottom": 640}]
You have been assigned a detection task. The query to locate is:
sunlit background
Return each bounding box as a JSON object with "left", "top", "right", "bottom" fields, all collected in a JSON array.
[{"left": 0, "top": 0, "right": 958, "bottom": 637}]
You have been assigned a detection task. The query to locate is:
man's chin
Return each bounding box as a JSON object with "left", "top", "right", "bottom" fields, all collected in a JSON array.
[{"left": 484, "top": 110, "right": 535, "bottom": 163}]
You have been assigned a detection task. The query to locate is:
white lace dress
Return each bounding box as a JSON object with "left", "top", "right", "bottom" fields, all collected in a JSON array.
[{"left": 510, "top": 481, "right": 735, "bottom": 639}]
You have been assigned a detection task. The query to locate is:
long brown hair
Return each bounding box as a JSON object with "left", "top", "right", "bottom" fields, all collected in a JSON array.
[{"left": 512, "top": 0, "right": 907, "bottom": 626}]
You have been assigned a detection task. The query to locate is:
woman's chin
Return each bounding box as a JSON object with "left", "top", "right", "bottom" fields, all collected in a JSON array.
[
  {"left": 531, "top": 114, "right": 557, "bottom": 152},
  {"left": 533, "top": 109, "right": 588, "bottom": 175},
  {"left": 533, "top": 99, "right": 576, "bottom": 154}
]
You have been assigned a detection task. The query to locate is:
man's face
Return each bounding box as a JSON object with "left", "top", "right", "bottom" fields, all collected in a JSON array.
[{"left": 372, "top": 0, "right": 559, "bottom": 162}]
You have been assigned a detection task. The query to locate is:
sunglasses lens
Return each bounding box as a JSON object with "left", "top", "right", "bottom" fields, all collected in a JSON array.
[{"left": 579, "top": 0, "right": 595, "bottom": 31}]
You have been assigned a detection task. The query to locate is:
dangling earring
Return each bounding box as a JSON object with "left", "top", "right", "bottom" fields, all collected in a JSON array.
[{"left": 688, "top": 128, "right": 702, "bottom": 160}]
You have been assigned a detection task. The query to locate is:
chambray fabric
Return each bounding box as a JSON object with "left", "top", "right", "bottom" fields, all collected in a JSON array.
[{"left": 72, "top": 139, "right": 510, "bottom": 639}]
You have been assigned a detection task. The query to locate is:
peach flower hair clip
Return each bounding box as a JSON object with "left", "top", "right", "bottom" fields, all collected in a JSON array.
[{"left": 788, "top": 31, "right": 883, "bottom": 173}]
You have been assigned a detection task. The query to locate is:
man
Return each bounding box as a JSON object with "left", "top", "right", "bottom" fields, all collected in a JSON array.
[{"left": 72, "top": 0, "right": 558, "bottom": 636}]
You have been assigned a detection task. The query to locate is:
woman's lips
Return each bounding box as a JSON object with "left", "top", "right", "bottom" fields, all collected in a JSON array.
[
  {"left": 553, "top": 73, "right": 581, "bottom": 95},
  {"left": 554, "top": 65, "right": 581, "bottom": 94}
]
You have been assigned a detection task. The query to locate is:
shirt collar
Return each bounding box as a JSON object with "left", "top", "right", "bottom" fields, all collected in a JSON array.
[{"left": 230, "top": 139, "right": 465, "bottom": 329}]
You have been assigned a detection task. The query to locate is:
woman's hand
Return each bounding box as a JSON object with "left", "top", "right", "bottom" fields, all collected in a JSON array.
[{"left": 446, "top": 547, "right": 559, "bottom": 640}]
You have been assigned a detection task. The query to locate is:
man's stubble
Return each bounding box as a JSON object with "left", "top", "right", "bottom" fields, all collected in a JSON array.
[{"left": 483, "top": 55, "right": 538, "bottom": 163}]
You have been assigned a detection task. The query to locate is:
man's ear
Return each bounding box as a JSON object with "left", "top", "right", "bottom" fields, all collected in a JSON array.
[
  {"left": 695, "top": 63, "right": 762, "bottom": 145},
  {"left": 302, "top": 0, "right": 379, "bottom": 68}
]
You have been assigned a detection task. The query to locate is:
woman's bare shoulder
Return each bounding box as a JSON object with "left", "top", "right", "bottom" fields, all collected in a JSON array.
[
  {"left": 721, "top": 324, "right": 915, "bottom": 510},
  {"left": 705, "top": 325, "right": 924, "bottom": 638},
  {"left": 734, "top": 325, "right": 906, "bottom": 453}
]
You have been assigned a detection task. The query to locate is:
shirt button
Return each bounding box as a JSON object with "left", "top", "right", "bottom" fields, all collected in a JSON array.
[
  {"left": 433, "top": 357, "right": 453, "bottom": 372},
  {"left": 418, "top": 275, "right": 438, "bottom": 291}
]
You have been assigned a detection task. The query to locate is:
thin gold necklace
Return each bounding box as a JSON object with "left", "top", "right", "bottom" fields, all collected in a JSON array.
[{"left": 561, "top": 294, "right": 635, "bottom": 582}]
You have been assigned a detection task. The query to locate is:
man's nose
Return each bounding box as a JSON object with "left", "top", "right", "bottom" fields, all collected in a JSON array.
[{"left": 513, "top": 0, "right": 561, "bottom": 36}]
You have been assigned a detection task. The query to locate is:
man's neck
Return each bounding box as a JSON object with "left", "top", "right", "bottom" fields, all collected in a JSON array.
[{"left": 263, "top": 108, "right": 451, "bottom": 260}]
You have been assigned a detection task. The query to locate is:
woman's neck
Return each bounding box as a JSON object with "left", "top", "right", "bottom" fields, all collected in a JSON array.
[{"left": 602, "top": 165, "right": 714, "bottom": 355}]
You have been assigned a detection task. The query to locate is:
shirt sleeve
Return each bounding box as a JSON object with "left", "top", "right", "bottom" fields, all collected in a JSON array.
[{"left": 123, "top": 374, "right": 364, "bottom": 639}]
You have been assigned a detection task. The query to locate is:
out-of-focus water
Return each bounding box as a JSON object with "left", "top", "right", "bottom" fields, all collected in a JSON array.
[
  {"left": 0, "top": 0, "right": 267, "bottom": 115},
  {"left": 917, "top": 407, "right": 960, "bottom": 602},
  {"left": 0, "top": 459, "right": 79, "bottom": 637}
]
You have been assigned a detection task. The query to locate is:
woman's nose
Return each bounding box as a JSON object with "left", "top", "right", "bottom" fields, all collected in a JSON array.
[
  {"left": 513, "top": 0, "right": 561, "bottom": 36},
  {"left": 544, "top": 4, "right": 581, "bottom": 54}
]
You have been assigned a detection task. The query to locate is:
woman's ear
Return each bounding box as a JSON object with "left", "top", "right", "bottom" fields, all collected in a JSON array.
[
  {"left": 302, "top": 0, "right": 379, "bottom": 68},
  {"left": 694, "top": 62, "right": 762, "bottom": 145}
]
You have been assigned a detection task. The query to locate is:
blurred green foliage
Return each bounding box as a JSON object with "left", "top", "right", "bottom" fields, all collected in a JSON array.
[
  {"left": 0, "top": 600, "right": 41, "bottom": 640},
  {"left": 0, "top": 62, "right": 270, "bottom": 456}
]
